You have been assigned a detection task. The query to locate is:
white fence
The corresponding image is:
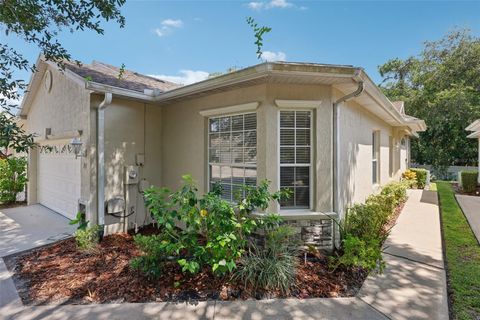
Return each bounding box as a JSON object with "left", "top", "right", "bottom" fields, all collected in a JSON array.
[{"left": 411, "top": 164, "right": 478, "bottom": 181}]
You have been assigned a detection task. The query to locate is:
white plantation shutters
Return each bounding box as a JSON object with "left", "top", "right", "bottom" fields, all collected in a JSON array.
[
  {"left": 372, "top": 131, "right": 380, "bottom": 184},
  {"left": 208, "top": 113, "right": 257, "bottom": 201},
  {"left": 279, "top": 110, "right": 312, "bottom": 209}
]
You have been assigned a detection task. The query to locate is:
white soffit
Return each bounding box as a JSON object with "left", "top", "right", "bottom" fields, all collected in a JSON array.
[
  {"left": 199, "top": 102, "right": 259, "bottom": 117},
  {"left": 275, "top": 99, "right": 322, "bottom": 109}
]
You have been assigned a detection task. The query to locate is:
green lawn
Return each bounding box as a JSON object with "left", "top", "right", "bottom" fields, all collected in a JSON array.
[{"left": 437, "top": 181, "right": 480, "bottom": 320}]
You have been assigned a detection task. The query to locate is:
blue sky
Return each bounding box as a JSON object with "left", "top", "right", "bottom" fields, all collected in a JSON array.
[{"left": 4, "top": 0, "right": 480, "bottom": 86}]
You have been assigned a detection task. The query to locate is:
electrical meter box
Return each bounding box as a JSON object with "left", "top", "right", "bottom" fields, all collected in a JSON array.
[
  {"left": 124, "top": 165, "right": 139, "bottom": 185},
  {"left": 107, "top": 196, "right": 125, "bottom": 215}
]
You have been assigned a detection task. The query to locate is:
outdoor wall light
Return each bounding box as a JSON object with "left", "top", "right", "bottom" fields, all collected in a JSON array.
[{"left": 70, "top": 137, "right": 85, "bottom": 159}]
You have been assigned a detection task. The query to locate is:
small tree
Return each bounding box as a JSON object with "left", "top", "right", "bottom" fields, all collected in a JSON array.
[
  {"left": 0, "top": 113, "right": 35, "bottom": 159},
  {"left": 0, "top": 157, "right": 27, "bottom": 203}
]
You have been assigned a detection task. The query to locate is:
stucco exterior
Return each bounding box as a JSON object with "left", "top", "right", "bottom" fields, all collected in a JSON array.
[{"left": 20, "top": 59, "right": 424, "bottom": 248}]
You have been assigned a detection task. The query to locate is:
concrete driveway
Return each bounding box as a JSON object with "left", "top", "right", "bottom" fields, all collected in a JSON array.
[
  {"left": 0, "top": 204, "right": 75, "bottom": 258},
  {"left": 456, "top": 194, "right": 480, "bottom": 244}
]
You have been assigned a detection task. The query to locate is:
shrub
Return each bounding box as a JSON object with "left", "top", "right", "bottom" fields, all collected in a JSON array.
[
  {"left": 131, "top": 234, "right": 166, "bottom": 278},
  {"left": 0, "top": 157, "right": 27, "bottom": 203},
  {"left": 136, "top": 175, "right": 289, "bottom": 277},
  {"left": 235, "top": 225, "right": 299, "bottom": 295},
  {"left": 332, "top": 235, "right": 384, "bottom": 273},
  {"left": 401, "top": 169, "right": 417, "bottom": 188},
  {"left": 410, "top": 168, "right": 428, "bottom": 189},
  {"left": 74, "top": 225, "right": 100, "bottom": 251},
  {"left": 381, "top": 181, "right": 408, "bottom": 206},
  {"left": 460, "top": 170, "right": 478, "bottom": 193}
]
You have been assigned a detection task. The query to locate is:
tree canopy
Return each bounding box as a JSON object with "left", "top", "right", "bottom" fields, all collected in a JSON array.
[
  {"left": 0, "top": 0, "right": 126, "bottom": 113},
  {"left": 379, "top": 29, "right": 480, "bottom": 170}
]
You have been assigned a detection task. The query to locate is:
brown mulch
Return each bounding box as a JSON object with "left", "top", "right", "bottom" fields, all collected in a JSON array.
[
  {"left": 0, "top": 201, "right": 27, "bottom": 210},
  {"left": 5, "top": 228, "right": 368, "bottom": 306},
  {"left": 452, "top": 182, "right": 480, "bottom": 197}
]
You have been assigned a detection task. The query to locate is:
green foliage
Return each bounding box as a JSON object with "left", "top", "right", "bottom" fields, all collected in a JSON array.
[
  {"left": 437, "top": 182, "right": 480, "bottom": 319},
  {"left": 333, "top": 181, "right": 407, "bottom": 273},
  {"left": 0, "top": 157, "right": 27, "bottom": 203},
  {"left": 235, "top": 226, "right": 299, "bottom": 295},
  {"left": 0, "top": 0, "right": 125, "bottom": 113},
  {"left": 332, "top": 235, "right": 384, "bottom": 273},
  {"left": 402, "top": 169, "right": 417, "bottom": 188},
  {"left": 131, "top": 234, "right": 167, "bottom": 278},
  {"left": 246, "top": 17, "right": 272, "bottom": 59},
  {"left": 118, "top": 63, "right": 126, "bottom": 79},
  {"left": 0, "top": 113, "right": 35, "bottom": 159},
  {"left": 69, "top": 212, "right": 89, "bottom": 230},
  {"left": 74, "top": 224, "right": 100, "bottom": 251},
  {"left": 135, "top": 175, "right": 288, "bottom": 277},
  {"left": 379, "top": 29, "right": 480, "bottom": 169},
  {"left": 460, "top": 170, "right": 478, "bottom": 193},
  {"left": 410, "top": 168, "right": 427, "bottom": 189}
]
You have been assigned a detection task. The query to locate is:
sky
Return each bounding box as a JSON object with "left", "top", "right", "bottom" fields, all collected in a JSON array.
[{"left": 3, "top": 0, "right": 480, "bottom": 89}]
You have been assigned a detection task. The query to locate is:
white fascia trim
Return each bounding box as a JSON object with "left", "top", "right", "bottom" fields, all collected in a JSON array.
[
  {"left": 85, "top": 81, "right": 155, "bottom": 102},
  {"left": 466, "top": 119, "right": 480, "bottom": 132},
  {"left": 467, "top": 131, "right": 480, "bottom": 139},
  {"left": 275, "top": 99, "right": 322, "bottom": 109},
  {"left": 199, "top": 102, "right": 259, "bottom": 117}
]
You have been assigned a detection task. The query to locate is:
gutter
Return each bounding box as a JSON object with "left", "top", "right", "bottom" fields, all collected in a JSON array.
[
  {"left": 332, "top": 69, "right": 364, "bottom": 217},
  {"left": 97, "top": 92, "right": 113, "bottom": 232}
]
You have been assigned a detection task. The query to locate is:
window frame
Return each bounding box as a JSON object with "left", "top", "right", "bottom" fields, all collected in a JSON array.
[
  {"left": 277, "top": 109, "right": 314, "bottom": 211},
  {"left": 372, "top": 130, "right": 381, "bottom": 185},
  {"left": 207, "top": 112, "right": 257, "bottom": 202}
]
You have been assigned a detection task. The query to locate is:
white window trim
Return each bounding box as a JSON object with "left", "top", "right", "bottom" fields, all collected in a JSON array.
[
  {"left": 278, "top": 109, "right": 314, "bottom": 212},
  {"left": 206, "top": 112, "right": 257, "bottom": 200},
  {"left": 199, "top": 102, "right": 259, "bottom": 117},
  {"left": 372, "top": 130, "right": 381, "bottom": 186},
  {"left": 275, "top": 99, "right": 322, "bottom": 109}
]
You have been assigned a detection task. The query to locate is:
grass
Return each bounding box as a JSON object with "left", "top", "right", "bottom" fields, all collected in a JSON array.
[
  {"left": 436, "top": 181, "right": 480, "bottom": 320},
  {"left": 429, "top": 182, "right": 437, "bottom": 191}
]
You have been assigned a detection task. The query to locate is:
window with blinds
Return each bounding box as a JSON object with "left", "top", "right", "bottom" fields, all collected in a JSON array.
[
  {"left": 372, "top": 130, "right": 380, "bottom": 184},
  {"left": 279, "top": 110, "right": 312, "bottom": 209},
  {"left": 208, "top": 113, "right": 257, "bottom": 201}
]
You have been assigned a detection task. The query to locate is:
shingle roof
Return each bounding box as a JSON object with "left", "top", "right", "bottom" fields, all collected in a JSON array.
[{"left": 65, "top": 61, "right": 182, "bottom": 93}]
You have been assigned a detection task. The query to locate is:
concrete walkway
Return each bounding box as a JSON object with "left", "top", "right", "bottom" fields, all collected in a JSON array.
[
  {"left": 0, "top": 191, "right": 448, "bottom": 320},
  {"left": 0, "top": 205, "right": 75, "bottom": 257},
  {"left": 359, "top": 189, "right": 449, "bottom": 320},
  {"left": 455, "top": 194, "right": 480, "bottom": 244}
]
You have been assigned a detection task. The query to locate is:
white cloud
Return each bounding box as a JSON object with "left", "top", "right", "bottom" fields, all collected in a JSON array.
[
  {"left": 149, "top": 70, "right": 210, "bottom": 85},
  {"left": 153, "top": 18, "right": 184, "bottom": 37},
  {"left": 161, "top": 19, "right": 183, "bottom": 28},
  {"left": 260, "top": 51, "right": 286, "bottom": 62},
  {"left": 247, "top": 0, "right": 295, "bottom": 10}
]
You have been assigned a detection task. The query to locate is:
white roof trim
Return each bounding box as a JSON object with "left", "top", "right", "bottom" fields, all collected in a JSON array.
[
  {"left": 466, "top": 119, "right": 480, "bottom": 132},
  {"left": 275, "top": 100, "right": 322, "bottom": 109},
  {"left": 199, "top": 102, "right": 259, "bottom": 117},
  {"left": 467, "top": 131, "right": 480, "bottom": 139}
]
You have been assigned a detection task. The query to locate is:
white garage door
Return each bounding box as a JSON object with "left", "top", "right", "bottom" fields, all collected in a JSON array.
[{"left": 37, "top": 146, "right": 81, "bottom": 220}]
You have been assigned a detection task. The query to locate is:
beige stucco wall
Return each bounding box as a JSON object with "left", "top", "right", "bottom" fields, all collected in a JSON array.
[
  {"left": 90, "top": 95, "right": 162, "bottom": 231},
  {"left": 24, "top": 65, "right": 91, "bottom": 208},
  {"left": 336, "top": 97, "right": 410, "bottom": 215}
]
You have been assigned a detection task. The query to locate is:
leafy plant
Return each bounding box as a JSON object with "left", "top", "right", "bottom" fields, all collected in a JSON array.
[
  {"left": 135, "top": 175, "right": 288, "bottom": 277},
  {"left": 332, "top": 235, "right": 384, "bottom": 273},
  {"left": 402, "top": 169, "right": 417, "bottom": 188},
  {"left": 235, "top": 225, "right": 299, "bottom": 295},
  {"left": 381, "top": 181, "right": 408, "bottom": 206},
  {"left": 0, "top": 114, "right": 35, "bottom": 159},
  {"left": 69, "top": 212, "right": 89, "bottom": 230},
  {"left": 460, "top": 170, "right": 478, "bottom": 193},
  {"left": 410, "top": 168, "right": 428, "bottom": 189},
  {"left": 74, "top": 225, "right": 100, "bottom": 251},
  {"left": 246, "top": 17, "right": 272, "bottom": 59},
  {"left": 0, "top": 157, "right": 27, "bottom": 203}
]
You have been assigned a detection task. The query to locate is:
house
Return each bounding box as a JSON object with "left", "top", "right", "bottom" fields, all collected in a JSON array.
[
  {"left": 466, "top": 119, "right": 480, "bottom": 182},
  {"left": 19, "top": 57, "right": 426, "bottom": 249}
]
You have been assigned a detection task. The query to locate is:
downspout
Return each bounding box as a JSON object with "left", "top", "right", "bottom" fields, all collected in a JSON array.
[
  {"left": 332, "top": 69, "right": 364, "bottom": 217},
  {"left": 97, "top": 92, "right": 113, "bottom": 232}
]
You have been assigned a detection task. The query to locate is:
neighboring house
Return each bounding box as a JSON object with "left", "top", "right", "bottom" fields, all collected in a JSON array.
[
  {"left": 19, "top": 57, "right": 426, "bottom": 249},
  {"left": 466, "top": 119, "right": 480, "bottom": 181}
]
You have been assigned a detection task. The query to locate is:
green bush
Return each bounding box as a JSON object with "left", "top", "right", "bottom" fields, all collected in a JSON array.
[
  {"left": 131, "top": 234, "right": 166, "bottom": 278},
  {"left": 381, "top": 181, "right": 408, "bottom": 206},
  {"left": 332, "top": 235, "right": 384, "bottom": 272},
  {"left": 410, "top": 168, "right": 428, "bottom": 189},
  {"left": 0, "top": 157, "right": 27, "bottom": 203},
  {"left": 235, "top": 225, "right": 299, "bottom": 295},
  {"left": 460, "top": 170, "right": 478, "bottom": 193},
  {"left": 135, "top": 175, "right": 289, "bottom": 277},
  {"left": 74, "top": 225, "right": 100, "bottom": 251}
]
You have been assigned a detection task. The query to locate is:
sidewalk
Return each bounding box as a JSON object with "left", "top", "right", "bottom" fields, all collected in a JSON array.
[
  {"left": 0, "top": 190, "right": 448, "bottom": 320},
  {"left": 455, "top": 194, "right": 480, "bottom": 244}
]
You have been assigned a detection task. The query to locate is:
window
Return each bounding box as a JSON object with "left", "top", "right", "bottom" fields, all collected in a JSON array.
[
  {"left": 372, "top": 130, "right": 380, "bottom": 184},
  {"left": 279, "top": 110, "right": 312, "bottom": 209},
  {"left": 389, "top": 136, "right": 394, "bottom": 177},
  {"left": 208, "top": 113, "right": 257, "bottom": 201}
]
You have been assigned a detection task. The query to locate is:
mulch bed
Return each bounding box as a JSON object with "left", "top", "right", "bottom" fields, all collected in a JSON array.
[
  {"left": 452, "top": 182, "right": 480, "bottom": 197},
  {"left": 0, "top": 201, "right": 27, "bottom": 210},
  {"left": 4, "top": 201, "right": 407, "bottom": 306}
]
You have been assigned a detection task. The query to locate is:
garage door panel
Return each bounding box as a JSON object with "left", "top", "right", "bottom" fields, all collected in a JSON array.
[{"left": 37, "top": 148, "right": 81, "bottom": 220}]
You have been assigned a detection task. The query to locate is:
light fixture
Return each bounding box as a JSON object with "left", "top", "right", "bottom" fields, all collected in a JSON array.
[{"left": 70, "top": 137, "right": 85, "bottom": 159}]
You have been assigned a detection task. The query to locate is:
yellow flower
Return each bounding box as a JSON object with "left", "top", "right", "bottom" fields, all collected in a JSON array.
[{"left": 200, "top": 209, "right": 208, "bottom": 217}]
